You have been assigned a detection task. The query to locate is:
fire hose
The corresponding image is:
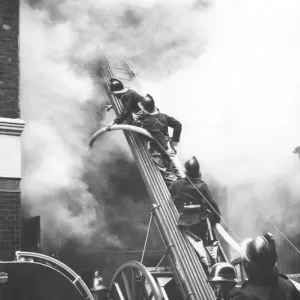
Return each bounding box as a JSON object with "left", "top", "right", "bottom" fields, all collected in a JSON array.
[
  {"left": 88, "top": 124, "right": 152, "bottom": 148},
  {"left": 88, "top": 124, "right": 185, "bottom": 177}
]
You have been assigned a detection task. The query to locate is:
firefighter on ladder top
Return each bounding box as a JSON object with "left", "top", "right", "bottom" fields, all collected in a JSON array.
[{"left": 107, "top": 78, "right": 147, "bottom": 127}]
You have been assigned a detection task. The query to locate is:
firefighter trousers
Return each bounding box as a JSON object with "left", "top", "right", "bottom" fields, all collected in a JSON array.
[
  {"left": 149, "top": 146, "right": 181, "bottom": 188},
  {"left": 185, "top": 220, "right": 219, "bottom": 273}
]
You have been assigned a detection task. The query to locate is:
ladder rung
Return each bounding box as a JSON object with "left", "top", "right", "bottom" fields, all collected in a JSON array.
[
  {"left": 114, "top": 71, "right": 133, "bottom": 77},
  {"left": 116, "top": 77, "right": 134, "bottom": 82},
  {"left": 111, "top": 66, "right": 131, "bottom": 71},
  {"left": 106, "top": 57, "right": 128, "bottom": 68}
]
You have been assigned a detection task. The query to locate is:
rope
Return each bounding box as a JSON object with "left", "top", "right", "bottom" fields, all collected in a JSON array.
[
  {"left": 140, "top": 211, "right": 154, "bottom": 264},
  {"left": 250, "top": 198, "right": 300, "bottom": 256}
]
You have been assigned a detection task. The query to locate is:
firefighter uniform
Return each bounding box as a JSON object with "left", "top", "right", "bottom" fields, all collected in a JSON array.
[
  {"left": 140, "top": 96, "right": 182, "bottom": 187},
  {"left": 229, "top": 274, "right": 300, "bottom": 300},
  {"left": 169, "top": 157, "right": 221, "bottom": 273},
  {"left": 142, "top": 113, "right": 182, "bottom": 155},
  {"left": 169, "top": 175, "right": 221, "bottom": 241},
  {"left": 113, "top": 89, "right": 144, "bottom": 125},
  {"left": 109, "top": 78, "right": 144, "bottom": 126}
]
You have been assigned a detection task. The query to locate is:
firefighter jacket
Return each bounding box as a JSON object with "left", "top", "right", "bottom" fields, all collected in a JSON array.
[
  {"left": 142, "top": 112, "right": 182, "bottom": 151},
  {"left": 169, "top": 176, "right": 221, "bottom": 225},
  {"left": 114, "top": 89, "right": 144, "bottom": 124},
  {"left": 229, "top": 274, "right": 300, "bottom": 300}
]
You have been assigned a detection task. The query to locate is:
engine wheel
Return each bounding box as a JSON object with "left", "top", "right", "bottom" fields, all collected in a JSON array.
[{"left": 108, "top": 261, "right": 163, "bottom": 300}]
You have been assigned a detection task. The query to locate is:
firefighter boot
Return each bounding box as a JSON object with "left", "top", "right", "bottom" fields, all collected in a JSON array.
[{"left": 164, "top": 156, "right": 180, "bottom": 182}]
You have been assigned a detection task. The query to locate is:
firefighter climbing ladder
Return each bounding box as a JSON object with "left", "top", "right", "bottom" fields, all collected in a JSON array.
[{"left": 96, "top": 56, "right": 242, "bottom": 300}]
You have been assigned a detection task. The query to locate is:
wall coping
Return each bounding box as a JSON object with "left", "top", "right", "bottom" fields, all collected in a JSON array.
[{"left": 0, "top": 117, "right": 26, "bottom": 136}]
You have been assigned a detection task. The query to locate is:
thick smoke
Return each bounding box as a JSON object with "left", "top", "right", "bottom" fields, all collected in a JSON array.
[
  {"left": 21, "top": 0, "right": 300, "bottom": 263},
  {"left": 20, "top": 0, "right": 207, "bottom": 252},
  {"left": 141, "top": 0, "right": 300, "bottom": 244}
]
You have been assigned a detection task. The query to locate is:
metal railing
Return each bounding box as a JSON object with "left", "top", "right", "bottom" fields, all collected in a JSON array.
[{"left": 16, "top": 251, "right": 94, "bottom": 300}]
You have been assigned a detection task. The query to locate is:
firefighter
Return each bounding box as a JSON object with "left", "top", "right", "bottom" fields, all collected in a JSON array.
[
  {"left": 207, "top": 262, "right": 238, "bottom": 300},
  {"left": 139, "top": 94, "right": 182, "bottom": 187},
  {"left": 169, "top": 157, "right": 221, "bottom": 271},
  {"left": 107, "top": 78, "right": 145, "bottom": 126},
  {"left": 169, "top": 156, "right": 221, "bottom": 240},
  {"left": 230, "top": 233, "right": 300, "bottom": 300}
]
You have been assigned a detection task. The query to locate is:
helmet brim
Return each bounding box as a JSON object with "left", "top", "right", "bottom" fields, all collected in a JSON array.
[
  {"left": 207, "top": 275, "right": 238, "bottom": 283},
  {"left": 240, "top": 238, "right": 253, "bottom": 262},
  {"left": 110, "top": 88, "right": 129, "bottom": 95},
  {"left": 138, "top": 102, "right": 158, "bottom": 114}
]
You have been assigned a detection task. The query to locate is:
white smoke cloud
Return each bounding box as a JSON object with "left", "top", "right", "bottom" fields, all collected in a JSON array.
[
  {"left": 20, "top": 4, "right": 123, "bottom": 249},
  {"left": 21, "top": 0, "right": 300, "bottom": 259},
  {"left": 20, "top": 0, "right": 204, "bottom": 251},
  {"left": 141, "top": 0, "right": 300, "bottom": 242}
]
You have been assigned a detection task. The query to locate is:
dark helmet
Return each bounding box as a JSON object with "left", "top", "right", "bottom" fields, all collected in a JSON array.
[
  {"left": 138, "top": 94, "right": 156, "bottom": 114},
  {"left": 241, "top": 233, "right": 277, "bottom": 272},
  {"left": 109, "top": 78, "right": 128, "bottom": 95},
  {"left": 184, "top": 156, "right": 200, "bottom": 178},
  {"left": 207, "top": 263, "right": 238, "bottom": 283}
]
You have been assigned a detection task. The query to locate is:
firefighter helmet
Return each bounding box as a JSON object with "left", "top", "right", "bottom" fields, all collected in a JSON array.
[
  {"left": 138, "top": 94, "right": 156, "bottom": 114},
  {"left": 109, "top": 78, "right": 128, "bottom": 94},
  {"left": 241, "top": 233, "right": 277, "bottom": 271},
  {"left": 184, "top": 156, "right": 200, "bottom": 178},
  {"left": 207, "top": 263, "right": 238, "bottom": 283}
]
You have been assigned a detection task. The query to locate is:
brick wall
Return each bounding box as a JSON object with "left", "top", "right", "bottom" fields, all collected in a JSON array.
[
  {"left": 0, "top": 186, "right": 21, "bottom": 260},
  {"left": 0, "top": 0, "right": 21, "bottom": 261},
  {"left": 0, "top": 0, "right": 19, "bottom": 119}
]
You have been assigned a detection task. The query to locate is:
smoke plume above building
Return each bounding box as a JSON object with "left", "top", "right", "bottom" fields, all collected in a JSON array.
[
  {"left": 20, "top": 0, "right": 300, "bottom": 258},
  {"left": 20, "top": 0, "right": 206, "bottom": 252},
  {"left": 140, "top": 0, "right": 300, "bottom": 241}
]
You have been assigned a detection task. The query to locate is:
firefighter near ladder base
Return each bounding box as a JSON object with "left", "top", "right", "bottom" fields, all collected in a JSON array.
[
  {"left": 139, "top": 95, "right": 183, "bottom": 188},
  {"left": 107, "top": 78, "right": 145, "bottom": 127},
  {"left": 229, "top": 233, "right": 300, "bottom": 300},
  {"left": 207, "top": 262, "right": 238, "bottom": 300},
  {"left": 169, "top": 156, "right": 221, "bottom": 273}
]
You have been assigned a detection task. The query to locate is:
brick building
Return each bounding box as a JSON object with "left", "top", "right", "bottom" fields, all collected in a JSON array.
[{"left": 0, "top": 0, "right": 24, "bottom": 260}]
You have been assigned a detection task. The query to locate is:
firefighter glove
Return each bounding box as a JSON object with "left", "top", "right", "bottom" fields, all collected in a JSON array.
[
  {"left": 207, "top": 209, "right": 220, "bottom": 225},
  {"left": 106, "top": 121, "right": 115, "bottom": 131}
]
